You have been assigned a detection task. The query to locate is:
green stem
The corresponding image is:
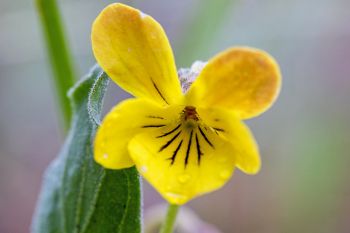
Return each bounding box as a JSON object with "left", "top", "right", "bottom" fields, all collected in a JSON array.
[
  {"left": 159, "top": 204, "right": 180, "bottom": 233},
  {"left": 35, "top": 0, "right": 76, "bottom": 131}
]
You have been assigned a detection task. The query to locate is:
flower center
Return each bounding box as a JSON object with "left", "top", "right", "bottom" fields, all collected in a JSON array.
[
  {"left": 140, "top": 106, "right": 226, "bottom": 167},
  {"left": 183, "top": 106, "right": 199, "bottom": 121}
]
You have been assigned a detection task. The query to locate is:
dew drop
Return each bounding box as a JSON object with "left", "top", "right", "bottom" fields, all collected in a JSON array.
[
  {"left": 178, "top": 174, "right": 190, "bottom": 184},
  {"left": 164, "top": 192, "right": 188, "bottom": 204},
  {"left": 140, "top": 165, "right": 148, "bottom": 174},
  {"left": 139, "top": 11, "right": 147, "bottom": 19},
  {"left": 219, "top": 170, "right": 231, "bottom": 179}
]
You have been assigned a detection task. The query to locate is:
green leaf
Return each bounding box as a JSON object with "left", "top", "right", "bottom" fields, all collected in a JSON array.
[
  {"left": 31, "top": 65, "right": 141, "bottom": 233},
  {"left": 87, "top": 69, "right": 109, "bottom": 126}
]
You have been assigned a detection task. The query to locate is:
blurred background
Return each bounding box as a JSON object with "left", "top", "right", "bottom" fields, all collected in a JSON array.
[{"left": 1, "top": 0, "right": 349, "bottom": 232}]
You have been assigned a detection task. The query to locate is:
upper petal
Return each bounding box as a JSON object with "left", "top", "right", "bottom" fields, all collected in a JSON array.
[
  {"left": 91, "top": 3, "right": 182, "bottom": 105},
  {"left": 94, "top": 98, "right": 179, "bottom": 169},
  {"left": 186, "top": 47, "right": 281, "bottom": 119}
]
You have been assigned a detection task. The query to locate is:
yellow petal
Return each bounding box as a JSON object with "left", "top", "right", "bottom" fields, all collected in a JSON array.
[
  {"left": 197, "top": 107, "right": 260, "bottom": 174},
  {"left": 128, "top": 120, "right": 237, "bottom": 205},
  {"left": 186, "top": 47, "right": 281, "bottom": 119},
  {"left": 91, "top": 3, "right": 182, "bottom": 105},
  {"left": 94, "top": 98, "right": 180, "bottom": 169}
]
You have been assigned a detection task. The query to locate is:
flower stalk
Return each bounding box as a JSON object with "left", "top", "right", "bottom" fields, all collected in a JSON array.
[
  {"left": 35, "top": 0, "right": 77, "bottom": 131},
  {"left": 159, "top": 204, "right": 180, "bottom": 233}
]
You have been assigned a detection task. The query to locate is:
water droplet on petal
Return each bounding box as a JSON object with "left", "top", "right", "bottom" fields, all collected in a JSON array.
[
  {"left": 220, "top": 170, "right": 231, "bottom": 179},
  {"left": 139, "top": 11, "right": 147, "bottom": 19},
  {"left": 178, "top": 174, "right": 190, "bottom": 184},
  {"left": 165, "top": 192, "right": 188, "bottom": 204},
  {"left": 140, "top": 165, "right": 148, "bottom": 174}
]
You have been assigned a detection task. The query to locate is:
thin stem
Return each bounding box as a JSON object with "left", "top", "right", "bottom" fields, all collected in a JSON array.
[
  {"left": 35, "top": 0, "right": 77, "bottom": 131},
  {"left": 159, "top": 204, "right": 180, "bottom": 233}
]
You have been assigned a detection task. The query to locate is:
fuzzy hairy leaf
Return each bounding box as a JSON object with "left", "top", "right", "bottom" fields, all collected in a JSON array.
[{"left": 31, "top": 65, "right": 141, "bottom": 233}]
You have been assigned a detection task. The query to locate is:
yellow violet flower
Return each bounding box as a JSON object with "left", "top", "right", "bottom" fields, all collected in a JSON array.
[{"left": 92, "top": 3, "right": 281, "bottom": 205}]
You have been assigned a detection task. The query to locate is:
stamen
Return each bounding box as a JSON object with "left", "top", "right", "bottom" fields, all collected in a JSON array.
[
  {"left": 183, "top": 106, "right": 199, "bottom": 121},
  {"left": 159, "top": 131, "right": 181, "bottom": 152}
]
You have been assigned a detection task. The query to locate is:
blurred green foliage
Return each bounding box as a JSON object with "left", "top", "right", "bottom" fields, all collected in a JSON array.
[{"left": 175, "top": 0, "right": 234, "bottom": 67}]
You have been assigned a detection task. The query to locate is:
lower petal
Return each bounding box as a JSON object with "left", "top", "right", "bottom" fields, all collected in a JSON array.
[
  {"left": 128, "top": 122, "right": 236, "bottom": 205},
  {"left": 197, "top": 108, "right": 261, "bottom": 174}
]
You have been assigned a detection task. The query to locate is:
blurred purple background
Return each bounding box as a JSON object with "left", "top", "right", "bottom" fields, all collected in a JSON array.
[{"left": 1, "top": 0, "right": 350, "bottom": 232}]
